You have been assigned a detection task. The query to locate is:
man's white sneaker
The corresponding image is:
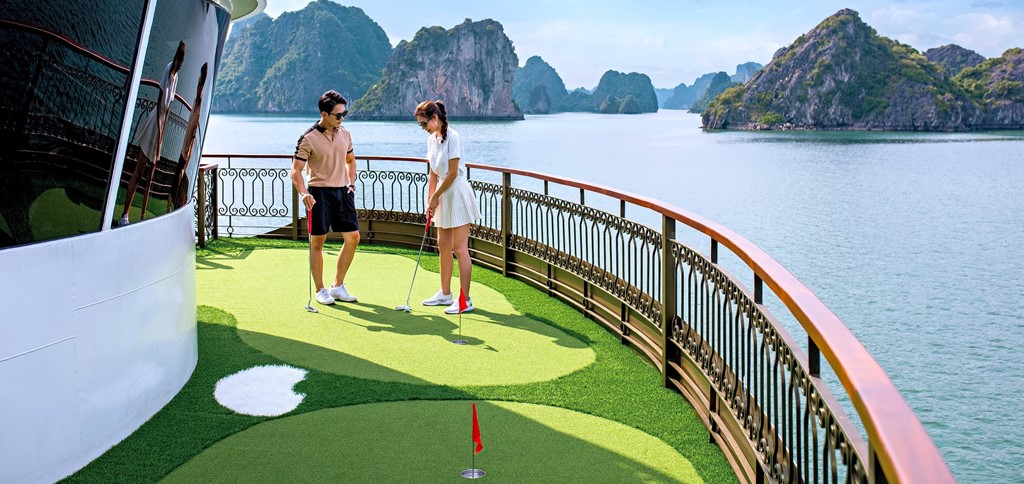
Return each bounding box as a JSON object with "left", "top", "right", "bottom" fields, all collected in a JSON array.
[
  {"left": 445, "top": 297, "right": 474, "bottom": 315},
  {"left": 315, "top": 287, "right": 335, "bottom": 305},
  {"left": 422, "top": 290, "right": 454, "bottom": 306},
  {"left": 329, "top": 284, "right": 357, "bottom": 302}
]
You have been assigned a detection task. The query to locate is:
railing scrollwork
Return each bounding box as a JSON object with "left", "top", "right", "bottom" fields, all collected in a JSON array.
[{"left": 198, "top": 153, "right": 954, "bottom": 483}]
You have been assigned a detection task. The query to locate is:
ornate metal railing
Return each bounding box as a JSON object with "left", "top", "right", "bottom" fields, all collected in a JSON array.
[
  {"left": 198, "top": 153, "right": 954, "bottom": 484},
  {"left": 194, "top": 163, "right": 218, "bottom": 247},
  {"left": 0, "top": 18, "right": 196, "bottom": 233}
]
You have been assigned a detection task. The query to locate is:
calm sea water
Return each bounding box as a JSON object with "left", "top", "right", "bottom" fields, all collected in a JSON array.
[{"left": 205, "top": 110, "right": 1024, "bottom": 483}]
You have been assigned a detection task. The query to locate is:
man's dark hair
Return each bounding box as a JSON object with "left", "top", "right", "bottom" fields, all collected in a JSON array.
[{"left": 319, "top": 90, "right": 347, "bottom": 114}]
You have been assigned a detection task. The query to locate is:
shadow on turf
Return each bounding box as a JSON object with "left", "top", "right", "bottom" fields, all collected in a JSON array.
[
  {"left": 312, "top": 302, "right": 485, "bottom": 346},
  {"left": 161, "top": 399, "right": 696, "bottom": 483},
  {"left": 307, "top": 301, "right": 591, "bottom": 352},
  {"left": 65, "top": 294, "right": 729, "bottom": 483}
]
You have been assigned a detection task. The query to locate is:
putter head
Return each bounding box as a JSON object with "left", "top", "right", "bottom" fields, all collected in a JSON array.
[
  {"left": 395, "top": 305, "right": 411, "bottom": 312},
  {"left": 305, "top": 305, "right": 318, "bottom": 313}
]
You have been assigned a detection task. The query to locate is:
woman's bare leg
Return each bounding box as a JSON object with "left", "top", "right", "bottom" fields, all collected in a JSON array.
[
  {"left": 437, "top": 226, "right": 453, "bottom": 295},
  {"left": 121, "top": 152, "right": 149, "bottom": 220},
  {"left": 451, "top": 224, "right": 472, "bottom": 298}
]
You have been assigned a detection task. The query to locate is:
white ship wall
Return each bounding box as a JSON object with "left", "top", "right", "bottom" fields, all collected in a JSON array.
[{"left": 0, "top": 208, "right": 197, "bottom": 483}]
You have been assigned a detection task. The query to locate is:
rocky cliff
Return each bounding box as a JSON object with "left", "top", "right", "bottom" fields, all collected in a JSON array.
[
  {"left": 513, "top": 56, "right": 567, "bottom": 114},
  {"left": 558, "top": 88, "right": 596, "bottom": 112},
  {"left": 955, "top": 48, "right": 1024, "bottom": 129},
  {"left": 702, "top": 9, "right": 982, "bottom": 131},
  {"left": 689, "top": 72, "right": 737, "bottom": 113},
  {"left": 664, "top": 72, "right": 719, "bottom": 110},
  {"left": 213, "top": 1, "right": 391, "bottom": 113},
  {"left": 654, "top": 88, "right": 674, "bottom": 108},
  {"left": 925, "top": 44, "right": 986, "bottom": 77},
  {"left": 351, "top": 19, "right": 522, "bottom": 120},
  {"left": 730, "top": 62, "right": 763, "bottom": 83},
  {"left": 589, "top": 71, "right": 658, "bottom": 113}
]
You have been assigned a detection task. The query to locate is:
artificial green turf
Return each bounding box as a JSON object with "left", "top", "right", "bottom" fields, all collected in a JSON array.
[
  {"left": 64, "top": 238, "right": 737, "bottom": 483},
  {"left": 0, "top": 213, "right": 11, "bottom": 239},
  {"left": 163, "top": 401, "right": 702, "bottom": 482},
  {"left": 28, "top": 188, "right": 100, "bottom": 239},
  {"left": 197, "top": 248, "right": 596, "bottom": 386}
]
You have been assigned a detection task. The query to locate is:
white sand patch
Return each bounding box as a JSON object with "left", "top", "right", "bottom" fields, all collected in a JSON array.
[{"left": 214, "top": 365, "right": 308, "bottom": 416}]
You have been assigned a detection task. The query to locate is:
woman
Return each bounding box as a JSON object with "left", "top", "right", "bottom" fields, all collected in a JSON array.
[
  {"left": 120, "top": 40, "right": 185, "bottom": 226},
  {"left": 415, "top": 100, "right": 481, "bottom": 314},
  {"left": 168, "top": 62, "right": 208, "bottom": 211}
]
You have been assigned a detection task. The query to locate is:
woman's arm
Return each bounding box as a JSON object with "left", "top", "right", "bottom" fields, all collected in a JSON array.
[
  {"left": 427, "top": 170, "right": 439, "bottom": 215},
  {"left": 428, "top": 157, "right": 460, "bottom": 211}
]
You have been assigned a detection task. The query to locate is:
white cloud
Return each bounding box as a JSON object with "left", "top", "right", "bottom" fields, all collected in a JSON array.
[
  {"left": 865, "top": 2, "right": 1022, "bottom": 56},
  {"left": 261, "top": 0, "right": 315, "bottom": 18}
]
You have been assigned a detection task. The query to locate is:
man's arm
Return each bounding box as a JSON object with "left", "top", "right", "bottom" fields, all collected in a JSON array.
[
  {"left": 345, "top": 151, "right": 357, "bottom": 193},
  {"left": 290, "top": 158, "right": 315, "bottom": 211}
]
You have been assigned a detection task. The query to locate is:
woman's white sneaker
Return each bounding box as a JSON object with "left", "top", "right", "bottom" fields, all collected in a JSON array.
[
  {"left": 329, "top": 284, "right": 357, "bottom": 302},
  {"left": 445, "top": 298, "right": 474, "bottom": 314},
  {"left": 422, "top": 290, "right": 454, "bottom": 306},
  {"left": 315, "top": 287, "right": 335, "bottom": 305}
]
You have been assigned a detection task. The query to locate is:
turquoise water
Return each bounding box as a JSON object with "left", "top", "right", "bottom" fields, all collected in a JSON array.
[{"left": 205, "top": 110, "right": 1024, "bottom": 483}]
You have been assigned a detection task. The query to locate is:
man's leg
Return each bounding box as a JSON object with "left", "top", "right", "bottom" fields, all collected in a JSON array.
[
  {"left": 310, "top": 234, "right": 326, "bottom": 291},
  {"left": 333, "top": 230, "right": 360, "bottom": 286}
]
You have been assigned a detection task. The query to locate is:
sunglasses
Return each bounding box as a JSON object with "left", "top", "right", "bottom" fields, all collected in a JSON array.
[
  {"left": 329, "top": 110, "right": 349, "bottom": 120},
  {"left": 417, "top": 120, "right": 428, "bottom": 128}
]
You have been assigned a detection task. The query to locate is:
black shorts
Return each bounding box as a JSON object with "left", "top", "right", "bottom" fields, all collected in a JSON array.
[{"left": 308, "top": 186, "right": 358, "bottom": 235}]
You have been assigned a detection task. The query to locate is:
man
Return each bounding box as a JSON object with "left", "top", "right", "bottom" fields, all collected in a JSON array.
[{"left": 289, "top": 90, "right": 360, "bottom": 305}]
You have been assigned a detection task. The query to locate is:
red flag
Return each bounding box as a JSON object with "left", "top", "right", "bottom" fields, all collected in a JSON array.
[
  {"left": 458, "top": 291, "right": 468, "bottom": 314},
  {"left": 472, "top": 403, "right": 483, "bottom": 454}
]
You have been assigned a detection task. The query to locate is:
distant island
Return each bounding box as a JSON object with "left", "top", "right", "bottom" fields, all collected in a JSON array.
[
  {"left": 350, "top": 19, "right": 522, "bottom": 120},
  {"left": 212, "top": 2, "right": 665, "bottom": 118},
  {"left": 702, "top": 9, "right": 1024, "bottom": 131},
  {"left": 662, "top": 63, "right": 763, "bottom": 111},
  {"left": 513, "top": 57, "right": 658, "bottom": 114},
  {"left": 211, "top": 3, "right": 1021, "bottom": 129},
  {"left": 213, "top": 1, "right": 391, "bottom": 113}
]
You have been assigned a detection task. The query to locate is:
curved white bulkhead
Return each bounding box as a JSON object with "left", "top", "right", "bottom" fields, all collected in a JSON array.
[{"left": 0, "top": 208, "right": 197, "bottom": 483}]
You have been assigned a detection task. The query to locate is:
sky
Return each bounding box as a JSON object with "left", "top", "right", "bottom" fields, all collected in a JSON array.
[{"left": 260, "top": 0, "right": 1024, "bottom": 89}]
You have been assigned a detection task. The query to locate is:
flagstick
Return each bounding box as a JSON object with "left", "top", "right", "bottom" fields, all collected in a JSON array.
[
  {"left": 453, "top": 292, "right": 468, "bottom": 345},
  {"left": 461, "top": 404, "right": 485, "bottom": 479},
  {"left": 453, "top": 314, "right": 467, "bottom": 344}
]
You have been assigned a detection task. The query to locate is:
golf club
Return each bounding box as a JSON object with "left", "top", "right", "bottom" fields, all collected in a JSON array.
[
  {"left": 396, "top": 213, "right": 432, "bottom": 312},
  {"left": 304, "top": 209, "right": 318, "bottom": 313}
]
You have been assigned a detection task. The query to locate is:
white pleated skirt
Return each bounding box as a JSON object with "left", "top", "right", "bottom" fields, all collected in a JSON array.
[{"left": 435, "top": 177, "right": 481, "bottom": 229}]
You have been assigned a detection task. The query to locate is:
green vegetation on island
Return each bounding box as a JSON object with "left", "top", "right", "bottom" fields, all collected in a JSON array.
[
  {"left": 513, "top": 56, "right": 568, "bottom": 114},
  {"left": 213, "top": 0, "right": 391, "bottom": 113},
  {"left": 351, "top": 19, "right": 522, "bottom": 120},
  {"left": 953, "top": 48, "right": 1024, "bottom": 128},
  {"left": 589, "top": 71, "right": 658, "bottom": 113},
  {"left": 925, "top": 44, "right": 987, "bottom": 77},
  {"left": 514, "top": 63, "right": 658, "bottom": 114},
  {"left": 702, "top": 8, "right": 1024, "bottom": 131},
  {"left": 688, "top": 72, "right": 737, "bottom": 114}
]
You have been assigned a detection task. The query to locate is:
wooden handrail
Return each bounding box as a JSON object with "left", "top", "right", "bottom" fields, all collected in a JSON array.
[
  {"left": 470, "top": 161, "right": 952, "bottom": 482},
  {"left": 200, "top": 153, "right": 953, "bottom": 482}
]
